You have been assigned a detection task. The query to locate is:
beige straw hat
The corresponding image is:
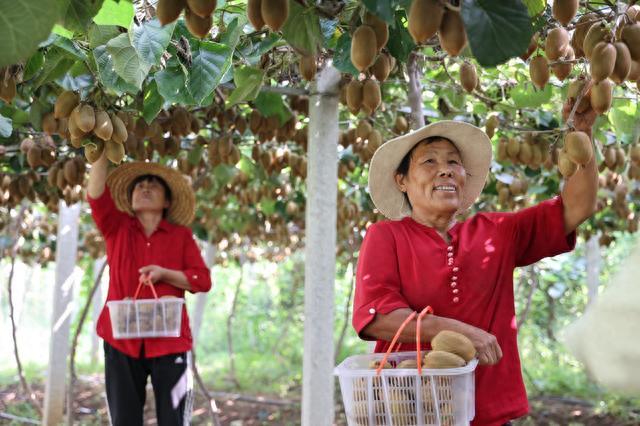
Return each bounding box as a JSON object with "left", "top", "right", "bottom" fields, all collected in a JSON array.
[
  {"left": 368, "top": 120, "right": 492, "bottom": 220},
  {"left": 106, "top": 162, "right": 196, "bottom": 226}
]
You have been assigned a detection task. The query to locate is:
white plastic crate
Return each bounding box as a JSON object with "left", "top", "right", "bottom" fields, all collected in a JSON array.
[
  {"left": 335, "top": 351, "right": 478, "bottom": 426},
  {"left": 107, "top": 298, "right": 184, "bottom": 339}
]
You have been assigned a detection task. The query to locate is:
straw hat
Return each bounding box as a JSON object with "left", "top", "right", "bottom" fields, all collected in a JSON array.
[
  {"left": 368, "top": 120, "right": 492, "bottom": 220},
  {"left": 106, "top": 162, "right": 196, "bottom": 226}
]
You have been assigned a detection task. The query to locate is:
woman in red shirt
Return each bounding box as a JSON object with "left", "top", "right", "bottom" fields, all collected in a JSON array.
[
  {"left": 353, "top": 104, "right": 598, "bottom": 425},
  {"left": 88, "top": 152, "right": 211, "bottom": 426}
]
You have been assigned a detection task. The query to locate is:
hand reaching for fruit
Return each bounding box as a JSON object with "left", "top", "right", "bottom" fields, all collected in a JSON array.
[{"left": 562, "top": 90, "right": 597, "bottom": 135}]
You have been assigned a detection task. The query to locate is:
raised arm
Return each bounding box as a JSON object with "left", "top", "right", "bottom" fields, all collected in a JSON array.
[{"left": 88, "top": 151, "right": 109, "bottom": 199}]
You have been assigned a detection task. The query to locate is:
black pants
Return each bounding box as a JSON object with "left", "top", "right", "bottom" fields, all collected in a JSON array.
[{"left": 104, "top": 342, "right": 193, "bottom": 426}]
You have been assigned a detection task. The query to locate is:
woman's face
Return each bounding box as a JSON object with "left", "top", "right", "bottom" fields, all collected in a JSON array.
[
  {"left": 394, "top": 139, "right": 466, "bottom": 217},
  {"left": 131, "top": 177, "right": 170, "bottom": 215}
]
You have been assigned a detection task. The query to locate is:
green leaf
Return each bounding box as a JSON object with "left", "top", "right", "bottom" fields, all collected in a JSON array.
[
  {"left": 93, "top": 0, "right": 134, "bottom": 28},
  {"left": 59, "top": 0, "right": 104, "bottom": 33},
  {"left": 461, "top": 0, "right": 534, "bottom": 67},
  {"left": 24, "top": 52, "right": 45, "bottom": 81},
  {"left": 254, "top": 92, "right": 292, "bottom": 126},
  {"left": 220, "top": 15, "right": 247, "bottom": 50},
  {"left": 188, "top": 41, "right": 234, "bottom": 106},
  {"left": 387, "top": 10, "right": 415, "bottom": 64},
  {"left": 106, "top": 33, "right": 151, "bottom": 89},
  {"left": 610, "top": 99, "right": 638, "bottom": 139},
  {"left": 52, "top": 24, "right": 74, "bottom": 39},
  {"left": 0, "top": 0, "right": 59, "bottom": 67},
  {"left": 259, "top": 197, "right": 276, "bottom": 216},
  {"left": 53, "top": 36, "right": 87, "bottom": 60},
  {"left": 226, "top": 66, "right": 264, "bottom": 108},
  {"left": 510, "top": 81, "right": 552, "bottom": 108},
  {"left": 333, "top": 32, "right": 359, "bottom": 76},
  {"left": 188, "top": 145, "right": 204, "bottom": 166},
  {"left": 93, "top": 44, "right": 139, "bottom": 94},
  {"left": 522, "top": 0, "right": 546, "bottom": 16},
  {"left": 132, "top": 18, "right": 175, "bottom": 66},
  {"left": 33, "top": 47, "right": 76, "bottom": 88},
  {"left": 89, "top": 23, "right": 121, "bottom": 48},
  {"left": 362, "top": 0, "right": 396, "bottom": 23},
  {"left": 155, "top": 65, "right": 195, "bottom": 105},
  {"left": 281, "top": 0, "right": 323, "bottom": 56},
  {"left": 29, "top": 100, "right": 45, "bottom": 131},
  {"left": 143, "top": 80, "right": 164, "bottom": 123},
  {"left": 0, "top": 114, "right": 12, "bottom": 138}
]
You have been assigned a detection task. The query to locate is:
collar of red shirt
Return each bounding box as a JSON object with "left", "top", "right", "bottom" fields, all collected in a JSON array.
[
  {"left": 132, "top": 216, "right": 174, "bottom": 234},
  {"left": 403, "top": 216, "right": 462, "bottom": 243}
]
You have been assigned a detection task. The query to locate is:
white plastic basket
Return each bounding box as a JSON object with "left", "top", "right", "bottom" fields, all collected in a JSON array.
[
  {"left": 107, "top": 297, "right": 184, "bottom": 339},
  {"left": 335, "top": 352, "right": 478, "bottom": 426}
]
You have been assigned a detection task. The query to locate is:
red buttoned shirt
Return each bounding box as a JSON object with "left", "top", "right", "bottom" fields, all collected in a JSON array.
[
  {"left": 88, "top": 186, "right": 211, "bottom": 359},
  {"left": 353, "top": 196, "right": 576, "bottom": 426}
]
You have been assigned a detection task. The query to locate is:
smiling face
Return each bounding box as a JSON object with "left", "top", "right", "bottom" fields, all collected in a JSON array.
[
  {"left": 394, "top": 138, "right": 467, "bottom": 218},
  {"left": 129, "top": 175, "right": 171, "bottom": 217}
]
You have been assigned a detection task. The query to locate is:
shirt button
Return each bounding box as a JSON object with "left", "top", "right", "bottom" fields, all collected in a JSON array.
[
  {"left": 452, "top": 289, "right": 459, "bottom": 294},
  {"left": 448, "top": 260, "right": 454, "bottom": 265},
  {"left": 447, "top": 246, "right": 453, "bottom": 252},
  {"left": 146, "top": 242, "right": 150, "bottom": 247},
  {"left": 447, "top": 252, "right": 453, "bottom": 258},
  {"left": 453, "top": 267, "right": 459, "bottom": 272},
  {"left": 453, "top": 297, "right": 460, "bottom": 303},
  {"left": 192, "top": 275, "right": 198, "bottom": 280},
  {"left": 369, "top": 308, "right": 376, "bottom": 314},
  {"left": 451, "top": 282, "right": 457, "bottom": 288},
  {"left": 452, "top": 276, "right": 458, "bottom": 281}
]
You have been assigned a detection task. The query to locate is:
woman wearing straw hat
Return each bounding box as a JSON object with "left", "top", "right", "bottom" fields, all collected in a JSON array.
[
  {"left": 88, "top": 151, "right": 211, "bottom": 426},
  {"left": 352, "top": 103, "right": 598, "bottom": 425}
]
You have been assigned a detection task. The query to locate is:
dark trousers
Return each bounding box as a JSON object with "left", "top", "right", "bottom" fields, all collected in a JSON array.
[{"left": 104, "top": 342, "right": 193, "bottom": 426}]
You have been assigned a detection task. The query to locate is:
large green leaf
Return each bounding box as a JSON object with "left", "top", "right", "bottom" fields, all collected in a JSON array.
[
  {"left": 143, "top": 80, "right": 164, "bottom": 123},
  {"left": 0, "top": 114, "right": 12, "bottom": 137},
  {"left": 53, "top": 36, "right": 87, "bottom": 61},
  {"left": 188, "top": 41, "right": 234, "bottom": 106},
  {"left": 387, "top": 10, "right": 415, "bottom": 64},
  {"left": 24, "top": 52, "right": 45, "bottom": 81},
  {"left": 0, "top": 0, "right": 59, "bottom": 67},
  {"left": 522, "top": 0, "right": 546, "bottom": 16},
  {"left": 88, "top": 24, "right": 121, "bottom": 48},
  {"left": 58, "top": 0, "right": 104, "bottom": 33},
  {"left": 226, "top": 66, "right": 264, "bottom": 108},
  {"left": 33, "top": 47, "right": 76, "bottom": 88},
  {"left": 461, "top": 0, "right": 534, "bottom": 67},
  {"left": 610, "top": 99, "right": 638, "bottom": 140},
  {"left": 93, "top": 0, "right": 134, "bottom": 28},
  {"left": 131, "top": 18, "right": 175, "bottom": 66},
  {"left": 220, "top": 15, "right": 247, "bottom": 51},
  {"left": 254, "top": 92, "right": 292, "bottom": 126},
  {"left": 510, "top": 80, "right": 553, "bottom": 108},
  {"left": 362, "top": 0, "right": 397, "bottom": 24},
  {"left": 93, "top": 44, "right": 139, "bottom": 94},
  {"left": 155, "top": 65, "right": 195, "bottom": 105},
  {"left": 333, "top": 33, "right": 358, "bottom": 76},
  {"left": 281, "top": 0, "right": 323, "bottom": 56},
  {"left": 106, "top": 33, "right": 151, "bottom": 89}
]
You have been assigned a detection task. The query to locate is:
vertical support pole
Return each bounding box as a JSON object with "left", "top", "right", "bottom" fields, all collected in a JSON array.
[
  {"left": 408, "top": 52, "right": 425, "bottom": 129},
  {"left": 43, "top": 201, "right": 81, "bottom": 426},
  {"left": 301, "top": 65, "right": 341, "bottom": 426},
  {"left": 586, "top": 235, "right": 601, "bottom": 307},
  {"left": 90, "top": 256, "right": 106, "bottom": 364},
  {"left": 192, "top": 242, "right": 215, "bottom": 345}
]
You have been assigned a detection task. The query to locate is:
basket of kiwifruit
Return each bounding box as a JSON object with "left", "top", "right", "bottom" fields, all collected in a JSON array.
[{"left": 334, "top": 308, "right": 478, "bottom": 426}]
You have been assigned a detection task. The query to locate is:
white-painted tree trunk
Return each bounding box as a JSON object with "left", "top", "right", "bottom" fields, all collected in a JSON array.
[
  {"left": 90, "top": 256, "right": 106, "bottom": 364},
  {"left": 407, "top": 52, "right": 425, "bottom": 129},
  {"left": 301, "top": 65, "right": 341, "bottom": 426},
  {"left": 586, "top": 235, "right": 601, "bottom": 307},
  {"left": 43, "top": 202, "right": 81, "bottom": 426},
  {"left": 192, "top": 242, "right": 216, "bottom": 345}
]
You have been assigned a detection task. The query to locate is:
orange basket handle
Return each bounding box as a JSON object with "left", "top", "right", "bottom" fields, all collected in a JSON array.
[
  {"left": 375, "top": 306, "right": 433, "bottom": 376},
  {"left": 133, "top": 274, "right": 159, "bottom": 300}
]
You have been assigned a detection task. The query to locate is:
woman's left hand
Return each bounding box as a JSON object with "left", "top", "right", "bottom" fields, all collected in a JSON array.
[{"left": 139, "top": 265, "right": 166, "bottom": 283}]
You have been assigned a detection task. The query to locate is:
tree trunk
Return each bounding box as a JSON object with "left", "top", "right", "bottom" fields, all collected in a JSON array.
[
  {"left": 586, "top": 235, "right": 600, "bottom": 307},
  {"left": 226, "top": 260, "right": 244, "bottom": 388},
  {"left": 43, "top": 201, "right": 81, "bottom": 426},
  {"left": 301, "top": 65, "right": 340, "bottom": 426},
  {"left": 408, "top": 52, "right": 425, "bottom": 129}
]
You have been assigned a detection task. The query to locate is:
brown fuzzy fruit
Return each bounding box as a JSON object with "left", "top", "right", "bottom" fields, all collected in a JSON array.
[
  {"left": 590, "top": 78, "right": 613, "bottom": 114},
  {"left": 408, "top": 0, "right": 444, "bottom": 44},
  {"left": 629, "top": 60, "right": 640, "bottom": 81},
  {"left": 485, "top": 114, "right": 499, "bottom": 139},
  {"left": 553, "top": 0, "right": 579, "bottom": 26},
  {"left": 63, "top": 160, "right": 78, "bottom": 185},
  {"left": 157, "top": 0, "right": 185, "bottom": 26},
  {"left": 622, "top": 23, "right": 640, "bottom": 61},
  {"left": 611, "top": 42, "right": 632, "bottom": 84},
  {"left": 105, "top": 140, "right": 125, "bottom": 164},
  {"left": 567, "top": 77, "right": 592, "bottom": 113},
  {"left": 431, "top": 330, "right": 476, "bottom": 362},
  {"left": 42, "top": 113, "right": 58, "bottom": 135},
  {"left": 247, "top": 0, "right": 264, "bottom": 30},
  {"left": 395, "top": 116, "right": 409, "bottom": 134},
  {"left": 571, "top": 15, "right": 593, "bottom": 58},
  {"left": 361, "top": 79, "right": 381, "bottom": 115},
  {"left": 27, "top": 145, "right": 42, "bottom": 169},
  {"left": 564, "top": 131, "right": 592, "bottom": 165},
  {"left": 423, "top": 351, "right": 466, "bottom": 369},
  {"left": 371, "top": 54, "right": 391, "bottom": 82},
  {"left": 627, "top": 5, "right": 640, "bottom": 22},
  {"left": 583, "top": 21, "right": 609, "bottom": 60},
  {"left": 54, "top": 91, "right": 79, "bottom": 119},
  {"left": 590, "top": 41, "right": 616, "bottom": 82},
  {"left": 520, "top": 33, "right": 539, "bottom": 61},
  {"left": 186, "top": 0, "right": 216, "bottom": 18},
  {"left": 94, "top": 110, "right": 114, "bottom": 141},
  {"left": 299, "top": 55, "right": 316, "bottom": 81},
  {"left": 0, "top": 76, "right": 16, "bottom": 103},
  {"left": 185, "top": 7, "right": 213, "bottom": 38},
  {"left": 545, "top": 27, "right": 570, "bottom": 61},
  {"left": 110, "top": 113, "right": 128, "bottom": 144},
  {"left": 261, "top": 0, "right": 288, "bottom": 32},
  {"left": 363, "top": 12, "right": 388, "bottom": 52},
  {"left": 460, "top": 61, "right": 477, "bottom": 93},
  {"left": 356, "top": 120, "right": 372, "bottom": 139},
  {"left": 345, "top": 80, "right": 363, "bottom": 114},
  {"left": 529, "top": 55, "right": 549, "bottom": 89},
  {"left": 76, "top": 104, "right": 96, "bottom": 133},
  {"left": 351, "top": 25, "right": 378, "bottom": 72},
  {"left": 551, "top": 45, "right": 574, "bottom": 81},
  {"left": 438, "top": 9, "right": 467, "bottom": 56},
  {"left": 506, "top": 137, "right": 520, "bottom": 158},
  {"left": 558, "top": 150, "right": 578, "bottom": 178}
]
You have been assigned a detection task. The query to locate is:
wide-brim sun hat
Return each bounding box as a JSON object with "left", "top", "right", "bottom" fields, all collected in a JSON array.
[
  {"left": 368, "top": 120, "right": 492, "bottom": 220},
  {"left": 106, "top": 162, "right": 196, "bottom": 226}
]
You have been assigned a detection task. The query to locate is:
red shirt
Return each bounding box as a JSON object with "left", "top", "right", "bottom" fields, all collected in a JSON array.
[
  {"left": 353, "top": 196, "right": 575, "bottom": 426},
  {"left": 88, "top": 186, "right": 211, "bottom": 358}
]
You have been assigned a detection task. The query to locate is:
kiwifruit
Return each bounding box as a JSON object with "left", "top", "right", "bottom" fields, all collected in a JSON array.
[
  {"left": 57, "top": 117, "right": 69, "bottom": 138},
  {"left": 299, "top": 55, "right": 316, "bottom": 81},
  {"left": 615, "top": 146, "right": 626, "bottom": 169},
  {"left": 40, "top": 146, "right": 56, "bottom": 167},
  {"left": 0, "top": 76, "right": 16, "bottom": 103},
  {"left": 630, "top": 144, "right": 640, "bottom": 163},
  {"left": 54, "top": 91, "right": 80, "bottom": 120},
  {"left": 85, "top": 140, "right": 105, "bottom": 164},
  {"left": 247, "top": 0, "right": 264, "bottom": 30},
  {"left": 63, "top": 160, "right": 78, "bottom": 184},
  {"left": 423, "top": 350, "right": 466, "bottom": 369},
  {"left": 507, "top": 137, "right": 520, "bottom": 158},
  {"left": 351, "top": 25, "right": 378, "bottom": 72},
  {"left": 356, "top": 120, "right": 372, "bottom": 139},
  {"left": 361, "top": 79, "right": 381, "bottom": 115},
  {"left": 394, "top": 115, "right": 408, "bottom": 134},
  {"left": 110, "top": 113, "right": 128, "bottom": 144},
  {"left": 94, "top": 110, "right": 113, "bottom": 141},
  {"left": 185, "top": 7, "right": 213, "bottom": 38},
  {"left": 518, "top": 140, "right": 532, "bottom": 165},
  {"left": 460, "top": 61, "right": 477, "bottom": 93},
  {"left": 42, "top": 113, "right": 58, "bottom": 135},
  {"left": 438, "top": 9, "right": 467, "bottom": 56},
  {"left": 157, "top": 0, "right": 185, "bottom": 26},
  {"left": 590, "top": 41, "right": 616, "bottom": 82},
  {"left": 363, "top": 12, "right": 388, "bottom": 52},
  {"left": 186, "top": 0, "right": 216, "bottom": 18},
  {"left": 134, "top": 118, "right": 148, "bottom": 140},
  {"left": 583, "top": 21, "right": 609, "bottom": 59},
  {"left": 520, "top": 33, "right": 539, "bottom": 61},
  {"left": 551, "top": 45, "right": 574, "bottom": 81},
  {"left": 408, "top": 0, "right": 444, "bottom": 44},
  {"left": 261, "top": 0, "right": 288, "bottom": 32},
  {"left": 529, "top": 55, "right": 549, "bottom": 89},
  {"left": 558, "top": 150, "right": 578, "bottom": 177},
  {"left": 105, "top": 140, "right": 125, "bottom": 164},
  {"left": 76, "top": 104, "right": 95, "bottom": 133},
  {"left": 530, "top": 143, "right": 543, "bottom": 169},
  {"left": 567, "top": 77, "right": 592, "bottom": 113},
  {"left": 621, "top": 23, "right": 640, "bottom": 61},
  {"left": 68, "top": 110, "right": 85, "bottom": 139},
  {"left": 345, "top": 80, "right": 363, "bottom": 114},
  {"left": 564, "top": 131, "right": 592, "bottom": 165},
  {"left": 27, "top": 145, "right": 42, "bottom": 169},
  {"left": 627, "top": 5, "right": 640, "bottom": 22},
  {"left": 611, "top": 42, "right": 631, "bottom": 84},
  {"left": 485, "top": 114, "right": 499, "bottom": 139},
  {"left": 545, "top": 27, "right": 570, "bottom": 61},
  {"left": 552, "top": 0, "right": 579, "bottom": 26},
  {"left": 604, "top": 145, "right": 617, "bottom": 169},
  {"left": 371, "top": 53, "right": 391, "bottom": 82},
  {"left": 590, "top": 78, "right": 613, "bottom": 114},
  {"left": 571, "top": 13, "right": 596, "bottom": 58},
  {"left": 628, "top": 60, "right": 640, "bottom": 81}
]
